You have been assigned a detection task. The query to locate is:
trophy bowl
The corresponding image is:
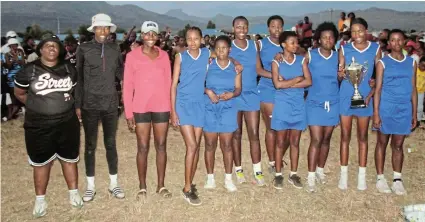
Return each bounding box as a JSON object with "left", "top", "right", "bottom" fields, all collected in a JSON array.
[{"left": 344, "top": 57, "right": 368, "bottom": 109}]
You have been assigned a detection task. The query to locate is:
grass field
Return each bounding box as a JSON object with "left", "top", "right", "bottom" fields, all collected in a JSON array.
[{"left": 1, "top": 115, "right": 424, "bottom": 222}]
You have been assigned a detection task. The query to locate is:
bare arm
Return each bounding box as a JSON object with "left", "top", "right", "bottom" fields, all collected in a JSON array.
[
  {"left": 367, "top": 48, "right": 383, "bottom": 99},
  {"left": 171, "top": 54, "right": 182, "bottom": 114},
  {"left": 271, "top": 61, "right": 302, "bottom": 89},
  {"left": 14, "top": 87, "right": 27, "bottom": 104},
  {"left": 255, "top": 41, "right": 273, "bottom": 78},
  {"left": 373, "top": 61, "right": 384, "bottom": 117},
  {"left": 411, "top": 62, "right": 418, "bottom": 129},
  {"left": 233, "top": 71, "right": 242, "bottom": 97},
  {"left": 337, "top": 47, "right": 345, "bottom": 81}
]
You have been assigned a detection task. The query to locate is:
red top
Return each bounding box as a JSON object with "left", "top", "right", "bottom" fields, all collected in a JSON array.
[
  {"left": 123, "top": 46, "right": 171, "bottom": 119},
  {"left": 302, "top": 23, "right": 313, "bottom": 38}
]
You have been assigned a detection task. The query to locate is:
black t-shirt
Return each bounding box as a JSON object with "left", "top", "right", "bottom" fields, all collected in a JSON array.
[{"left": 15, "top": 60, "right": 77, "bottom": 116}]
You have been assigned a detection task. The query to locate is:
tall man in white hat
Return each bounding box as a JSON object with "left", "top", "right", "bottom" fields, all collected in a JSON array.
[{"left": 75, "top": 13, "right": 125, "bottom": 201}]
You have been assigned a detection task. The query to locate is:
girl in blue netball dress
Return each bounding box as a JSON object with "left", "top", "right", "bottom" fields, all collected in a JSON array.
[
  {"left": 257, "top": 15, "right": 284, "bottom": 174},
  {"left": 338, "top": 18, "right": 381, "bottom": 191},
  {"left": 204, "top": 35, "right": 242, "bottom": 192},
  {"left": 305, "top": 22, "right": 340, "bottom": 192},
  {"left": 373, "top": 29, "right": 417, "bottom": 195},
  {"left": 171, "top": 27, "right": 209, "bottom": 205},
  {"left": 271, "top": 31, "right": 312, "bottom": 190},
  {"left": 229, "top": 16, "right": 265, "bottom": 186},
  {"left": 171, "top": 27, "right": 243, "bottom": 205}
]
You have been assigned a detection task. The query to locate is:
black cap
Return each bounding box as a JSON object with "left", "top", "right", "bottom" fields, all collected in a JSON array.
[{"left": 36, "top": 33, "right": 65, "bottom": 58}]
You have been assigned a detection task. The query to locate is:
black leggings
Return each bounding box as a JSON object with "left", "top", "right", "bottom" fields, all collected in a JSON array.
[
  {"left": 134, "top": 112, "right": 170, "bottom": 123},
  {"left": 82, "top": 108, "right": 118, "bottom": 177}
]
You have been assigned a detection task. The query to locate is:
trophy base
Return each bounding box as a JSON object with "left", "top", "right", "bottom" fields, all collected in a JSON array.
[{"left": 350, "top": 99, "right": 367, "bottom": 109}]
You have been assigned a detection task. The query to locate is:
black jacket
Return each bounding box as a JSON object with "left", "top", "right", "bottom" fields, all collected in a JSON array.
[{"left": 75, "top": 40, "right": 123, "bottom": 111}]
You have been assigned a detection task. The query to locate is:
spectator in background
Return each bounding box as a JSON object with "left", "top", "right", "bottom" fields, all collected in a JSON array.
[
  {"left": 202, "top": 35, "right": 211, "bottom": 49},
  {"left": 255, "top": 34, "right": 263, "bottom": 41},
  {"left": 338, "top": 12, "right": 346, "bottom": 32},
  {"left": 108, "top": 33, "right": 117, "bottom": 43},
  {"left": 295, "top": 20, "right": 304, "bottom": 40},
  {"left": 4, "top": 38, "right": 25, "bottom": 119},
  {"left": 302, "top": 16, "right": 313, "bottom": 41},
  {"left": 343, "top": 12, "right": 355, "bottom": 32},
  {"left": 64, "top": 36, "right": 78, "bottom": 67},
  {"left": 1, "top": 31, "right": 23, "bottom": 54},
  {"left": 23, "top": 36, "right": 36, "bottom": 57}
]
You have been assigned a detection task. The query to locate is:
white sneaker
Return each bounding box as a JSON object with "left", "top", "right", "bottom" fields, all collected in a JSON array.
[
  {"left": 357, "top": 174, "right": 367, "bottom": 191},
  {"left": 376, "top": 178, "right": 392, "bottom": 194},
  {"left": 392, "top": 180, "right": 407, "bottom": 195},
  {"left": 70, "top": 192, "right": 84, "bottom": 208},
  {"left": 306, "top": 176, "right": 317, "bottom": 193},
  {"left": 235, "top": 170, "right": 246, "bottom": 184},
  {"left": 224, "top": 180, "right": 237, "bottom": 192},
  {"left": 33, "top": 199, "right": 48, "bottom": 218},
  {"left": 204, "top": 178, "right": 216, "bottom": 189},
  {"left": 316, "top": 172, "right": 327, "bottom": 184},
  {"left": 338, "top": 172, "right": 348, "bottom": 190}
]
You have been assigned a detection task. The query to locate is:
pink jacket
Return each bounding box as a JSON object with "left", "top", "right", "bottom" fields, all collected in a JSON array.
[{"left": 123, "top": 46, "right": 171, "bottom": 119}]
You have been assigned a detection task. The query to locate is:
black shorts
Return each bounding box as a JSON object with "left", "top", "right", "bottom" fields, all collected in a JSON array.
[
  {"left": 24, "top": 110, "right": 80, "bottom": 166},
  {"left": 134, "top": 112, "right": 170, "bottom": 123}
]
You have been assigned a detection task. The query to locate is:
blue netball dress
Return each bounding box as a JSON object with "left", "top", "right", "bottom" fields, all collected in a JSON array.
[
  {"left": 271, "top": 55, "right": 307, "bottom": 131},
  {"left": 204, "top": 59, "right": 238, "bottom": 133},
  {"left": 306, "top": 48, "right": 340, "bottom": 126},
  {"left": 258, "top": 37, "right": 282, "bottom": 104},
  {"left": 230, "top": 39, "right": 260, "bottom": 111},
  {"left": 340, "top": 41, "right": 379, "bottom": 117},
  {"left": 176, "top": 48, "right": 210, "bottom": 127},
  {"left": 376, "top": 55, "right": 414, "bottom": 135}
]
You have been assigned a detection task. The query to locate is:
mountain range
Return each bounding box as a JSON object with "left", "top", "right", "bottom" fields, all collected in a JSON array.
[{"left": 1, "top": 1, "right": 424, "bottom": 36}]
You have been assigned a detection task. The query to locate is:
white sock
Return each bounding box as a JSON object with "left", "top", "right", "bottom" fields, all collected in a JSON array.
[
  {"left": 290, "top": 171, "right": 297, "bottom": 177},
  {"left": 253, "top": 162, "right": 262, "bottom": 174},
  {"left": 87, "top": 176, "right": 95, "bottom": 190},
  {"left": 340, "top": 166, "right": 348, "bottom": 173},
  {"left": 308, "top": 172, "right": 315, "bottom": 179},
  {"left": 69, "top": 189, "right": 78, "bottom": 194},
  {"left": 377, "top": 174, "right": 385, "bottom": 180},
  {"left": 36, "top": 195, "right": 45, "bottom": 201},
  {"left": 275, "top": 172, "right": 282, "bottom": 176},
  {"left": 207, "top": 174, "right": 215, "bottom": 180},
  {"left": 316, "top": 167, "right": 324, "bottom": 175},
  {"left": 393, "top": 172, "right": 402, "bottom": 180},
  {"left": 235, "top": 166, "right": 243, "bottom": 172},
  {"left": 359, "top": 167, "right": 366, "bottom": 175},
  {"left": 109, "top": 174, "right": 118, "bottom": 188},
  {"left": 225, "top": 173, "right": 232, "bottom": 181},
  {"left": 269, "top": 161, "right": 275, "bottom": 167}
]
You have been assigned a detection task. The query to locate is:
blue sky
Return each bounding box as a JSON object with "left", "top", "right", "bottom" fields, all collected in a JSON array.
[{"left": 108, "top": 1, "right": 425, "bottom": 17}]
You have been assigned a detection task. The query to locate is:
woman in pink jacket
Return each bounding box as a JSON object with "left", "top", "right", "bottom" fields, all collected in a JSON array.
[{"left": 123, "top": 21, "right": 172, "bottom": 199}]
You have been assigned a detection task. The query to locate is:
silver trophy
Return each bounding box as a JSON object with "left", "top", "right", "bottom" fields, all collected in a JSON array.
[{"left": 345, "top": 57, "right": 368, "bottom": 109}]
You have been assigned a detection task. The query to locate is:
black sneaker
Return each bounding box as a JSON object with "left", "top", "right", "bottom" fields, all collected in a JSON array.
[
  {"left": 288, "top": 174, "right": 303, "bottom": 189},
  {"left": 191, "top": 184, "right": 199, "bottom": 196},
  {"left": 182, "top": 189, "right": 202, "bottom": 206},
  {"left": 273, "top": 175, "right": 284, "bottom": 190}
]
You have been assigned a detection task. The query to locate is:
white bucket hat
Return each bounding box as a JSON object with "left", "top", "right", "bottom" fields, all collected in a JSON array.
[
  {"left": 7, "top": 38, "right": 20, "bottom": 45},
  {"left": 6, "top": 31, "right": 17, "bottom": 38},
  {"left": 87, "top": 13, "right": 117, "bottom": 33}
]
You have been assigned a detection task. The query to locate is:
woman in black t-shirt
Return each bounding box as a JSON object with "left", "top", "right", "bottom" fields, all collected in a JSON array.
[{"left": 14, "top": 34, "right": 83, "bottom": 218}]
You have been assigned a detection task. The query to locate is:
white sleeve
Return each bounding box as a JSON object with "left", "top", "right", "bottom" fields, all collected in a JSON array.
[
  {"left": 178, "top": 53, "right": 182, "bottom": 63},
  {"left": 272, "top": 59, "right": 279, "bottom": 67},
  {"left": 258, "top": 40, "right": 263, "bottom": 51}
]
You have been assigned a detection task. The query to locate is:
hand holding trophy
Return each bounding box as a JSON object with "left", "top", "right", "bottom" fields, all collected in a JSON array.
[{"left": 344, "top": 57, "right": 368, "bottom": 109}]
